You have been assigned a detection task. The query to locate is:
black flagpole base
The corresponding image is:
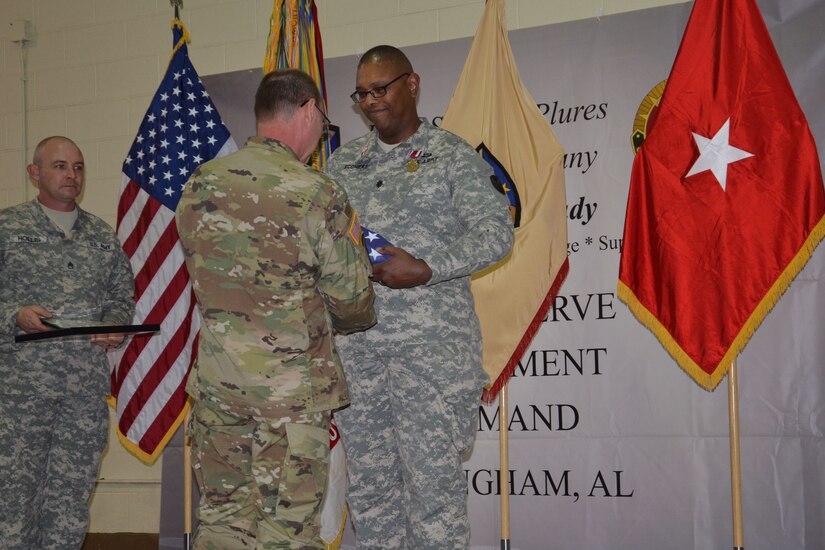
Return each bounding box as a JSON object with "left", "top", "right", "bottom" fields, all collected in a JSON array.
[
  {"left": 500, "top": 539, "right": 510, "bottom": 550},
  {"left": 184, "top": 532, "right": 192, "bottom": 549}
]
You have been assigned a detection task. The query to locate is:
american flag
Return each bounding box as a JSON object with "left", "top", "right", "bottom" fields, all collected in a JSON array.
[
  {"left": 109, "top": 19, "right": 236, "bottom": 462},
  {"left": 362, "top": 226, "right": 392, "bottom": 265}
]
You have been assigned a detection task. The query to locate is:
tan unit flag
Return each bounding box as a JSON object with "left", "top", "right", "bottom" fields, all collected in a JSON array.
[{"left": 441, "top": 0, "right": 569, "bottom": 401}]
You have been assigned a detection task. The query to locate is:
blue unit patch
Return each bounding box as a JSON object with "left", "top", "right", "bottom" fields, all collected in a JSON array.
[{"left": 477, "top": 143, "right": 522, "bottom": 228}]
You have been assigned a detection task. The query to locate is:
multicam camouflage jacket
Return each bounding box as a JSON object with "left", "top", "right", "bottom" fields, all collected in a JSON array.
[
  {"left": 177, "top": 136, "right": 376, "bottom": 416},
  {"left": 0, "top": 199, "right": 135, "bottom": 398}
]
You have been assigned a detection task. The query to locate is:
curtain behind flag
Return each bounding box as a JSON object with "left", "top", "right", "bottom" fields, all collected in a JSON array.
[
  {"left": 109, "top": 19, "right": 236, "bottom": 463},
  {"left": 441, "top": 0, "right": 569, "bottom": 402},
  {"left": 264, "top": 2, "right": 346, "bottom": 547},
  {"left": 618, "top": 0, "right": 825, "bottom": 390}
]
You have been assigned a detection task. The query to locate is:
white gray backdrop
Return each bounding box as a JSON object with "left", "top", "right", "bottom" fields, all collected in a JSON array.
[{"left": 159, "top": 2, "right": 825, "bottom": 548}]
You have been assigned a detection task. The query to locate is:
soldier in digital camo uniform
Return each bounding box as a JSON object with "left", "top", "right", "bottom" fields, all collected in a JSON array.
[
  {"left": 0, "top": 136, "right": 136, "bottom": 549},
  {"left": 326, "top": 46, "right": 514, "bottom": 549},
  {"left": 176, "top": 69, "right": 376, "bottom": 550}
]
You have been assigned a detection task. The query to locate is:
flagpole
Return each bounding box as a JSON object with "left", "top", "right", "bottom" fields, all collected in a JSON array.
[
  {"left": 183, "top": 407, "right": 193, "bottom": 550},
  {"left": 499, "top": 384, "right": 511, "bottom": 550},
  {"left": 170, "top": 3, "right": 192, "bottom": 546},
  {"left": 728, "top": 358, "right": 744, "bottom": 550}
]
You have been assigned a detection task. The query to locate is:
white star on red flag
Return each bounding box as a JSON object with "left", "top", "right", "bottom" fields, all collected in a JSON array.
[{"left": 686, "top": 118, "right": 754, "bottom": 191}]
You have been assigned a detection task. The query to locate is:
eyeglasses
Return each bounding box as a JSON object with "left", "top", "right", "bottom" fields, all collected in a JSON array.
[
  {"left": 350, "top": 73, "right": 410, "bottom": 103},
  {"left": 300, "top": 98, "right": 331, "bottom": 128},
  {"left": 300, "top": 98, "right": 335, "bottom": 139}
]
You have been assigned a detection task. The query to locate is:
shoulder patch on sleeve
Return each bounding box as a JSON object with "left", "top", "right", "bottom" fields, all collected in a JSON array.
[{"left": 347, "top": 207, "right": 362, "bottom": 245}]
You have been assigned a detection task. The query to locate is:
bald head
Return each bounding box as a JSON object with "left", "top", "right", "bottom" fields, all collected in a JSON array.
[
  {"left": 359, "top": 45, "right": 413, "bottom": 74},
  {"left": 27, "top": 136, "right": 85, "bottom": 212},
  {"left": 32, "top": 136, "right": 80, "bottom": 166}
]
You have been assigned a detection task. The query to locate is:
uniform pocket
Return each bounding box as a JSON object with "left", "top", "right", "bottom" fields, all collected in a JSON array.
[
  {"left": 285, "top": 422, "right": 329, "bottom": 462},
  {"left": 275, "top": 422, "right": 330, "bottom": 535},
  {"left": 190, "top": 405, "right": 255, "bottom": 508}
]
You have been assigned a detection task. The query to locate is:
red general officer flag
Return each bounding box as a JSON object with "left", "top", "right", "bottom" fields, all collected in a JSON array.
[{"left": 618, "top": 0, "right": 825, "bottom": 390}]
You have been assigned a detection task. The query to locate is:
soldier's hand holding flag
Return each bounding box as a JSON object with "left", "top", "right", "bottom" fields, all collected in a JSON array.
[{"left": 361, "top": 227, "right": 432, "bottom": 288}]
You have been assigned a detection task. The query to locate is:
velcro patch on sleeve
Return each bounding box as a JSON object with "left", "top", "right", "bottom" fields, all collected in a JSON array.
[{"left": 348, "top": 208, "right": 362, "bottom": 245}]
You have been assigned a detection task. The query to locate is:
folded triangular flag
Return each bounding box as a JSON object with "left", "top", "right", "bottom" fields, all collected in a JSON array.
[{"left": 361, "top": 226, "right": 393, "bottom": 265}]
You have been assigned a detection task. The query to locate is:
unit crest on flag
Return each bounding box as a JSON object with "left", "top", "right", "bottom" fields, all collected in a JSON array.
[
  {"left": 631, "top": 79, "right": 667, "bottom": 154},
  {"left": 441, "top": 0, "right": 569, "bottom": 401},
  {"left": 477, "top": 143, "right": 522, "bottom": 227}
]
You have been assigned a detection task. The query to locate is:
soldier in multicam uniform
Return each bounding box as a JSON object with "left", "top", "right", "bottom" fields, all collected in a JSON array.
[
  {"left": 326, "top": 46, "right": 514, "bottom": 549},
  {"left": 176, "top": 69, "right": 376, "bottom": 550},
  {"left": 0, "top": 136, "right": 136, "bottom": 549}
]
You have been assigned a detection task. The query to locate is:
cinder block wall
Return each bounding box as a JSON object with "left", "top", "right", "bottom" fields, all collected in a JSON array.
[{"left": 0, "top": 0, "right": 683, "bottom": 534}]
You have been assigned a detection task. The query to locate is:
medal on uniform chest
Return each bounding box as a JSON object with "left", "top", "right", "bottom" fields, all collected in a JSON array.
[{"left": 406, "top": 149, "right": 423, "bottom": 172}]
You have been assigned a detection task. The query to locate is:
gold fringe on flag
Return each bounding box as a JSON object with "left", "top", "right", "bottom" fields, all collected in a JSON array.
[{"left": 618, "top": 214, "right": 825, "bottom": 391}]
